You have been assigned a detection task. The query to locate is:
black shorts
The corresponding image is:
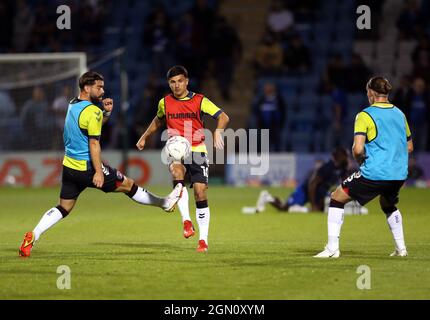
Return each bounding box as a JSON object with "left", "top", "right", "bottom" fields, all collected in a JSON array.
[
  {"left": 60, "top": 163, "right": 125, "bottom": 199},
  {"left": 341, "top": 171, "right": 404, "bottom": 206},
  {"left": 170, "top": 152, "right": 209, "bottom": 187}
]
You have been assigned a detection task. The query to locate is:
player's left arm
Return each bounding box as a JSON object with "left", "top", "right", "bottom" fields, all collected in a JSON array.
[
  {"left": 353, "top": 112, "right": 370, "bottom": 165},
  {"left": 201, "top": 97, "right": 230, "bottom": 150},
  {"left": 84, "top": 106, "right": 104, "bottom": 188},
  {"left": 101, "top": 98, "right": 113, "bottom": 125}
]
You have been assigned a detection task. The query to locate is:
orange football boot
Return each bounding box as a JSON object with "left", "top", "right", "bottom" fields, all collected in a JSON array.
[
  {"left": 196, "top": 240, "right": 208, "bottom": 252},
  {"left": 183, "top": 220, "right": 195, "bottom": 238},
  {"left": 19, "top": 231, "right": 35, "bottom": 257}
]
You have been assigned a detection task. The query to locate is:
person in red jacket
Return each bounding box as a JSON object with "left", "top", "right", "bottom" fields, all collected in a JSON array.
[{"left": 136, "top": 66, "right": 230, "bottom": 252}]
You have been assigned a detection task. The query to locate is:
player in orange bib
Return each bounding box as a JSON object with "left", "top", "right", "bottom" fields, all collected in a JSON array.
[{"left": 136, "top": 66, "right": 230, "bottom": 252}]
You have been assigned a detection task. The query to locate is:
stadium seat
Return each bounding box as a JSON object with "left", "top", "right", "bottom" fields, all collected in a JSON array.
[
  {"left": 297, "top": 93, "right": 319, "bottom": 111},
  {"left": 348, "top": 94, "right": 368, "bottom": 115},
  {"left": 290, "top": 132, "right": 313, "bottom": 152},
  {"left": 278, "top": 77, "right": 301, "bottom": 93}
]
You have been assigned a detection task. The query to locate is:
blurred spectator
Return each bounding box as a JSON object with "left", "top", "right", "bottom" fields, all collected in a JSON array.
[
  {"left": 21, "top": 87, "right": 55, "bottom": 150},
  {"left": 266, "top": 0, "right": 294, "bottom": 39},
  {"left": 190, "top": 0, "right": 216, "bottom": 85},
  {"left": 326, "top": 87, "right": 348, "bottom": 150},
  {"left": 283, "top": 34, "right": 311, "bottom": 74},
  {"left": 12, "top": 0, "right": 35, "bottom": 52},
  {"left": 52, "top": 85, "right": 72, "bottom": 131},
  {"left": 174, "top": 12, "right": 195, "bottom": 72},
  {"left": 290, "top": 0, "right": 320, "bottom": 25},
  {"left": 251, "top": 83, "right": 286, "bottom": 151},
  {"left": 29, "top": 2, "right": 55, "bottom": 51},
  {"left": 405, "top": 78, "right": 430, "bottom": 151},
  {"left": 254, "top": 33, "right": 284, "bottom": 76},
  {"left": 52, "top": 85, "right": 72, "bottom": 149},
  {"left": 412, "top": 35, "right": 430, "bottom": 63},
  {"left": 411, "top": 50, "right": 430, "bottom": 84},
  {"left": 393, "top": 75, "right": 412, "bottom": 110},
  {"left": 77, "top": 1, "right": 106, "bottom": 47},
  {"left": 346, "top": 53, "right": 371, "bottom": 93},
  {"left": 396, "top": 0, "right": 426, "bottom": 40},
  {"left": 132, "top": 74, "right": 168, "bottom": 149},
  {"left": 0, "top": 90, "right": 20, "bottom": 150},
  {"left": 142, "top": 8, "right": 173, "bottom": 80},
  {"left": 0, "top": 90, "right": 16, "bottom": 118},
  {"left": 320, "top": 54, "right": 347, "bottom": 93},
  {"left": 210, "top": 16, "right": 242, "bottom": 101}
]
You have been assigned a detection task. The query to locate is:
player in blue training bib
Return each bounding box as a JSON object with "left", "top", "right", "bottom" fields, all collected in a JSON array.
[{"left": 314, "top": 77, "right": 414, "bottom": 259}]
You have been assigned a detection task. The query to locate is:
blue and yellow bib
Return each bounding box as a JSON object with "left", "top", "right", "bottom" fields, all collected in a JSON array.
[
  {"left": 63, "top": 98, "right": 103, "bottom": 171},
  {"left": 354, "top": 103, "right": 411, "bottom": 181}
]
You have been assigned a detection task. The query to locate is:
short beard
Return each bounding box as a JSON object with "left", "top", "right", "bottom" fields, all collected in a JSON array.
[{"left": 90, "top": 95, "right": 102, "bottom": 104}]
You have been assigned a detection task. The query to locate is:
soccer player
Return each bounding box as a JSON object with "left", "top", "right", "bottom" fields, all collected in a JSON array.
[
  {"left": 19, "top": 71, "right": 183, "bottom": 258},
  {"left": 136, "top": 66, "right": 230, "bottom": 252},
  {"left": 314, "top": 77, "right": 413, "bottom": 258},
  {"left": 256, "top": 147, "right": 349, "bottom": 213}
]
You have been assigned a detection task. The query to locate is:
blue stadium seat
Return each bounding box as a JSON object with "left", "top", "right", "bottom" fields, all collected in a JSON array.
[
  {"left": 319, "top": 95, "right": 334, "bottom": 118},
  {"left": 282, "top": 92, "right": 298, "bottom": 106},
  {"left": 290, "top": 132, "right": 313, "bottom": 152},
  {"left": 348, "top": 93, "right": 368, "bottom": 115},
  {"left": 300, "top": 75, "right": 320, "bottom": 91},
  {"left": 297, "top": 93, "right": 319, "bottom": 110},
  {"left": 278, "top": 77, "right": 301, "bottom": 93}
]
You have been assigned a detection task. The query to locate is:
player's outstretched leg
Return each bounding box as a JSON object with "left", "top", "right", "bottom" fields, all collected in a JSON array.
[
  {"left": 314, "top": 185, "right": 350, "bottom": 258},
  {"left": 122, "top": 177, "right": 182, "bottom": 212},
  {"left": 19, "top": 204, "right": 71, "bottom": 258},
  {"left": 380, "top": 196, "right": 407, "bottom": 257}
]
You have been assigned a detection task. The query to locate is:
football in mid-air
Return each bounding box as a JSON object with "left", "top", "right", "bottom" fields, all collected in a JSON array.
[{"left": 164, "top": 135, "right": 191, "bottom": 162}]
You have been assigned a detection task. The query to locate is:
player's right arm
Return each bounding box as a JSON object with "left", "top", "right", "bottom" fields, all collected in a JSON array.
[
  {"left": 136, "top": 98, "right": 165, "bottom": 151},
  {"left": 405, "top": 115, "right": 414, "bottom": 154}
]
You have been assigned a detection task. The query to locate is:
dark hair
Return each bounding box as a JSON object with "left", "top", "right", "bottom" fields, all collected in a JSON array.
[
  {"left": 79, "top": 71, "right": 104, "bottom": 90},
  {"left": 332, "top": 146, "right": 348, "bottom": 159},
  {"left": 366, "top": 76, "right": 392, "bottom": 95},
  {"left": 166, "top": 65, "right": 188, "bottom": 80}
]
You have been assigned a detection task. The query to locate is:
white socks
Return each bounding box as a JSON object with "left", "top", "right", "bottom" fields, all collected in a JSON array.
[
  {"left": 326, "top": 206, "right": 406, "bottom": 252},
  {"left": 386, "top": 209, "right": 406, "bottom": 251},
  {"left": 196, "top": 206, "right": 210, "bottom": 243},
  {"left": 131, "top": 187, "right": 164, "bottom": 207},
  {"left": 33, "top": 207, "right": 64, "bottom": 241},
  {"left": 178, "top": 187, "right": 191, "bottom": 222},
  {"left": 327, "top": 207, "right": 344, "bottom": 251}
]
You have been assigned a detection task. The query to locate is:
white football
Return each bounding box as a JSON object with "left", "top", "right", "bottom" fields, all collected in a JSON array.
[{"left": 165, "top": 136, "right": 191, "bottom": 162}]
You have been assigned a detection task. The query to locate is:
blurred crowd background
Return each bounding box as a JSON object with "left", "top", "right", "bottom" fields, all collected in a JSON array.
[{"left": 0, "top": 0, "right": 429, "bottom": 156}]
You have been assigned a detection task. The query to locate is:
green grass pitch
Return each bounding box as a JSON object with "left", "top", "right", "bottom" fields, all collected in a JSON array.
[{"left": 0, "top": 186, "right": 429, "bottom": 300}]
